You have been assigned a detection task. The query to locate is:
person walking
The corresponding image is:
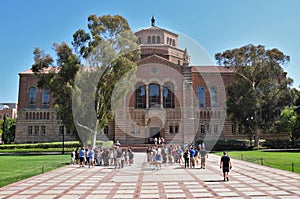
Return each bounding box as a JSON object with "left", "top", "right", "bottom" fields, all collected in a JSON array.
[
  {"left": 183, "top": 148, "right": 190, "bottom": 168},
  {"left": 79, "top": 147, "right": 85, "bottom": 167},
  {"left": 189, "top": 147, "right": 195, "bottom": 168},
  {"left": 200, "top": 148, "right": 208, "bottom": 169},
  {"left": 220, "top": 151, "right": 232, "bottom": 181},
  {"left": 88, "top": 147, "right": 95, "bottom": 168},
  {"left": 70, "top": 149, "right": 76, "bottom": 165}
]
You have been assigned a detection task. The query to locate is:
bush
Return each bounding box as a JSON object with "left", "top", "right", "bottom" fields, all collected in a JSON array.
[
  {"left": 196, "top": 139, "right": 247, "bottom": 151},
  {"left": 0, "top": 142, "right": 81, "bottom": 150},
  {"left": 0, "top": 140, "right": 113, "bottom": 153},
  {"left": 262, "top": 139, "right": 291, "bottom": 149}
]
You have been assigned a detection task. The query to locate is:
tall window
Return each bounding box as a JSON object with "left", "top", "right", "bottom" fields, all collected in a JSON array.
[
  {"left": 35, "top": 126, "right": 39, "bottom": 134},
  {"left": 152, "top": 35, "right": 156, "bottom": 43},
  {"left": 214, "top": 125, "right": 219, "bottom": 134},
  {"left": 135, "top": 85, "right": 146, "bottom": 108},
  {"left": 41, "top": 89, "right": 50, "bottom": 109},
  {"left": 157, "top": 36, "right": 161, "bottom": 44},
  {"left": 28, "top": 126, "right": 33, "bottom": 135},
  {"left": 28, "top": 87, "right": 37, "bottom": 109},
  {"left": 41, "top": 126, "right": 46, "bottom": 135},
  {"left": 201, "top": 125, "right": 205, "bottom": 134},
  {"left": 210, "top": 86, "right": 218, "bottom": 108},
  {"left": 175, "top": 124, "right": 179, "bottom": 133},
  {"left": 163, "top": 84, "right": 174, "bottom": 108},
  {"left": 104, "top": 126, "right": 108, "bottom": 135},
  {"left": 147, "top": 36, "right": 151, "bottom": 43},
  {"left": 169, "top": 125, "right": 174, "bottom": 134},
  {"left": 149, "top": 83, "right": 160, "bottom": 107},
  {"left": 197, "top": 86, "right": 205, "bottom": 108}
]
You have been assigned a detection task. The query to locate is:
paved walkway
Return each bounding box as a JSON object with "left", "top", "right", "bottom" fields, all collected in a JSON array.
[{"left": 1, "top": 153, "right": 300, "bottom": 199}]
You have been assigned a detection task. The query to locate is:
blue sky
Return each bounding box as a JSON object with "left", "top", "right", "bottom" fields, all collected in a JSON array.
[{"left": 0, "top": 0, "right": 299, "bottom": 102}]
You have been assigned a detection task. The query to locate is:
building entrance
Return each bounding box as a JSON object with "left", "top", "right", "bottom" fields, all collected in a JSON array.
[{"left": 148, "top": 127, "right": 160, "bottom": 144}]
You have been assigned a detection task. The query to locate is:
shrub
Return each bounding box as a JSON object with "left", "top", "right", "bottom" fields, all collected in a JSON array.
[{"left": 195, "top": 139, "right": 246, "bottom": 151}]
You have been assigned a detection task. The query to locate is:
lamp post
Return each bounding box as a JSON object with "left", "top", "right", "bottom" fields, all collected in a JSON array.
[
  {"left": 62, "top": 130, "right": 65, "bottom": 154},
  {"left": 246, "top": 116, "right": 254, "bottom": 147}
]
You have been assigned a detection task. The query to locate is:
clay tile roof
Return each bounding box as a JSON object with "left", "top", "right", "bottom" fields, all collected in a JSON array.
[
  {"left": 19, "top": 67, "right": 60, "bottom": 75},
  {"left": 191, "top": 66, "right": 235, "bottom": 73}
]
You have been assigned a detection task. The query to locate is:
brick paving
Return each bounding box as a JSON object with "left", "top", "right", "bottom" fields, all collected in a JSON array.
[{"left": 1, "top": 153, "right": 300, "bottom": 199}]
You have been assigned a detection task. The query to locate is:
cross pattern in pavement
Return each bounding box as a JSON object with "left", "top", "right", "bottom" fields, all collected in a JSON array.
[{"left": 1, "top": 153, "right": 300, "bottom": 199}]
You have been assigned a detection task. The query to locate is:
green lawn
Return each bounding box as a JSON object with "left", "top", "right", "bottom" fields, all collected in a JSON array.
[
  {"left": 0, "top": 154, "right": 69, "bottom": 187},
  {"left": 215, "top": 151, "right": 300, "bottom": 173}
]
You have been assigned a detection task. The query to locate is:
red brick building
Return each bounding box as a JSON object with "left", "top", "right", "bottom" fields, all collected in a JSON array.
[
  {"left": 0, "top": 103, "right": 17, "bottom": 120},
  {"left": 15, "top": 23, "right": 287, "bottom": 145}
]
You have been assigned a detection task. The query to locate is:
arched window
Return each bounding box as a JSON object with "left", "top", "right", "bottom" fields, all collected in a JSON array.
[
  {"left": 197, "top": 86, "right": 205, "bottom": 108},
  {"left": 28, "top": 87, "right": 37, "bottom": 109},
  {"left": 157, "top": 36, "right": 161, "bottom": 44},
  {"left": 135, "top": 85, "right": 146, "bottom": 108},
  {"left": 210, "top": 86, "right": 218, "bottom": 108},
  {"left": 172, "top": 39, "right": 175, "bottom": 46},
  {"left": 163, "top": 83, "right": 174, "bottom": 108},
  {"left": 167, "top": 37, "right": 169, "bottom": 44},
  {"left": 152, "top": 35, "right": 156, "bottom": 43},
  {"left": 149, "top": 83, "right": 160, "bottom": 107},
  {"left": 147, "top": 36, "right": 151, "bottom": 44},
  {"left": 42, "top": 89, "right": 50, "bottom": 109}
]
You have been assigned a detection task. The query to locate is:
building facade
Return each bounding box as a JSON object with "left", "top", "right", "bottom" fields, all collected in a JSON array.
[
  {"left": 15, "top": 22, "right": 288, "bottom": 145},
  {"left": 0, "top": 103, "right": 17, "bottom": 120}
]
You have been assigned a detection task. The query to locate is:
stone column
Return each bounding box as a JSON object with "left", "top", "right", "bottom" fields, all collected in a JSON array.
[
  {"left": 160, "top": 85, "right": 164, "bottom": 107},
  {"left": 146, "top": 84, "right": 149, "bottom": 109}
]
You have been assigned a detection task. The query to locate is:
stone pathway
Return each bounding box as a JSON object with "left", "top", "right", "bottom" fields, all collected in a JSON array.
[{"left": 1, "top": 153, "right": 300, "bottom": 198}]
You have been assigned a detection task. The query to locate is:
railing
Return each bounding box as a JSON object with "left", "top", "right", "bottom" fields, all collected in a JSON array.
[{"left": 239, "top": 154, "right": 300, "bottom": 173}]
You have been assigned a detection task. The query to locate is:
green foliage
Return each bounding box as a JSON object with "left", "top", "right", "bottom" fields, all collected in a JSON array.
[
  {"left": 215, "top": 44, "right": 293, "bottom": 146},
  {"left": 0, "top": 141, "right": 80, "bottom": 150},
  {"left": 31, "top": 14, "right": 140, "bottom": 147},
  {"left": 196, "top": 139, "right": 247, "bottom": 151},
  {"left": 2, "top": 114, "right": 16, "bottom": 144},
  {"left": 0, "top": 141, "right": 113, "bottom": 153},
  {"left": 262, "top": 139, "right": 299, "bottom": 149},
  {"left": 275, "top": 106, "right": 300, "bottom": 145}
]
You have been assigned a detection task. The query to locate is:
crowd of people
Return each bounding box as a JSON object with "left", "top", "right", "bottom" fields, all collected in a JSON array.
[
  {"left": 70, "top": 142, "right": 232, "bottom": 181},
  {"left": 146, "top": 143, "right": 209, "bottom": 170},
  {"left": 146, "top": 143, "right": 232, "bottom": 181},
  {"left": 70, "top": 145, "right": 134, "bottom": 169}
]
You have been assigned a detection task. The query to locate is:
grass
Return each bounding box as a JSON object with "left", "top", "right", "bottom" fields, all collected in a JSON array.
[
  {"left": 214, "top": 151, "right": 300, "bottom": 173},
  {"left": 0, "top": 154, "right": 69, "bottom": 187},
  {"left": 0, "top": 140, "right": 114, "bottom": 153}
]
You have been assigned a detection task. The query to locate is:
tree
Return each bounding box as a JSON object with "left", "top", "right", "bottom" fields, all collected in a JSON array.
[
  {"left": 1, "top": 114, "right": 16, "bottom": 144},
  {"left": 72, "top": 15, "right": 140, "bottom": 147},
  {"left": 275, "top": 106, "right": 300, "bottom": 146},
  {"left": 32, "top": 42, "right": 81, "bottom": 138},
  {"left": 32, "top": 15, "right": 140, "bottom": 147},
  {"left": 215, "top": 44, "right": 292, "bottom": 147}
]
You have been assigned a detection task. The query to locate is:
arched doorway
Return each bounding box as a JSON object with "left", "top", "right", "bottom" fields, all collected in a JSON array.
[{"left": 147, "top": 117, "right": 162, "bottom": 144}]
